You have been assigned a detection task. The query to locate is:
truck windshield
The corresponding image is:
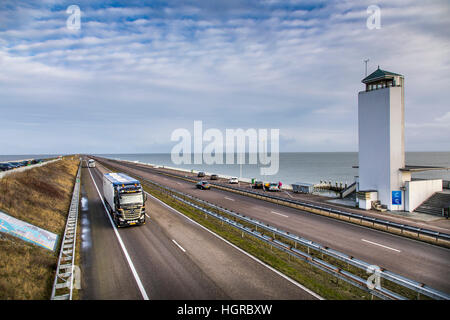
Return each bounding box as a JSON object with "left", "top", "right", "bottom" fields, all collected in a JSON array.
[{"left": 120, "top": 193, "right": 143, "bottom": 206}]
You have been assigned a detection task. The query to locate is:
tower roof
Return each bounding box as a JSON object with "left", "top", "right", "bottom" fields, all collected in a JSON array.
[{"left": 362, "top": 66, "right": 403, "bottom": 84}]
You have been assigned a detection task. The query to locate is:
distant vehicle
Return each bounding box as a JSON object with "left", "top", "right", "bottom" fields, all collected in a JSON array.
[
  {"left": 253, "top": 181, "right": 264, "bottom": 189},
  {"left": 103, "top": 173, "right": 147, "bottom": 227},
  {"left": 210, "top": 174, "right": 219, "bottom": 180},
  {"left": 8, "top": 162, "right": 21, "bottom": 168},
  {"left": 197, "top": 171, "right": 206, "bottom": 177},
  {"left": 267, "top": 183, "right": 280, "bottom": 191},
  {"left": 196, "top": 181, "right": 211, "bottom": 190},
  {"left": 229, "top": 177, "right": 239, "bottom": 184},
  {"left": 0, "top": 163, "right": 12, "bottom": 171},
  {"left": 88, "top": 159, "right": 96, "bottom": 168},
  {"left": 5, "top": 163, "right": 17, "bottom": 170}
]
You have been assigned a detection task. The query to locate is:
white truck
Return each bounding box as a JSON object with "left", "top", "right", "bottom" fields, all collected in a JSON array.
[
  {"left": 103, "top": 172, "right": 147, "bottom": 227},
  {"left": 88, "top": 159, "right": 96, "bottom": 168}
]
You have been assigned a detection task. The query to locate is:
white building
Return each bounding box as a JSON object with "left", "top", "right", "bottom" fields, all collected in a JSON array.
[{"left": 356, "top": 67, "right": 443, "bottom": 212}]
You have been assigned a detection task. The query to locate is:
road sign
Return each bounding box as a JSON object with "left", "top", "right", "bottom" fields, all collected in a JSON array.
[{"left": 392, "top": 191, "right": 402, "bottom": 205}]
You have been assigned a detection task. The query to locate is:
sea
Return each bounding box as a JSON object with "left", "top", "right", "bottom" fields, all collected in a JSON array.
[
  {"left": 93, "top": 152, "right": 450, "bottom": 185},
  {"left": 2, "top": 152, "right": 448, "bottom": 185}
]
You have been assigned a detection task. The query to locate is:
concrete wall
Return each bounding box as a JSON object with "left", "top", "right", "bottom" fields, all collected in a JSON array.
[
  {"left": 405, "top": 179, "right": 443, "bottom": 212},
  {"left": 358, "top": 86, "right": 404, "bottom": 210}
]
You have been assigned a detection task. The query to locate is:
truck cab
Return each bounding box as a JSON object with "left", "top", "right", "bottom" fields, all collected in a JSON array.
[
  {"left": 103, "top": 173, "right": 147, "bottom": 227},
  {"left": 88, "top": 159, "right": 96, "bottom": 168}
]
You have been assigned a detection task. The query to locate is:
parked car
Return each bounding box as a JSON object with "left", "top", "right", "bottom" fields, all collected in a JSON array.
[
  {"left": 253, "top": 181, "right": 264, "bottom": 189},
  {"left": 197, "top": 171, "right": 206, "bottom": 177},
  {"left": 5, "top": 163, "right": 17, "bottom": 170},
  {"left": 196, "top": 181, "right": 211, "bottom": 190},
  {"left": 229, "top": 177, "right": 239, "bottom": 184},
  {"left": 0, "top": 163, "right": 12, "bottom": 171},
  {"left": 210, "top": 174, "right": 219, "bottom": 180},
  {"left": 267, "top": 183, "right": 280, "bottom": 191},
  {"left": 8, "top": 162, "right": 21, "bottom": 168}
]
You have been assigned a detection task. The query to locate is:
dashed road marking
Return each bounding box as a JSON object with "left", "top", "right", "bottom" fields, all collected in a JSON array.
[
  {"left": 271, "top": 211, "right": 289, "bottom": 218},
  {"left": 361, "top": 239, "right": 401, "bottom": 253}
]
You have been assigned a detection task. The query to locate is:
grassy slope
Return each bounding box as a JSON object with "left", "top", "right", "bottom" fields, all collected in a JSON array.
[{"left": 0, "top": 157, "right": 79, "bottom": 299}]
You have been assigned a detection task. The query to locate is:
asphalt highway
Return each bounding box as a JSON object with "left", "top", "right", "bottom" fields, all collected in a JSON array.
[
  {"left": 79, "top": 159, "right": 319, "bottom": 300},
  {"left": 94, "top": 157, "right": 450, "bottom": 294}
]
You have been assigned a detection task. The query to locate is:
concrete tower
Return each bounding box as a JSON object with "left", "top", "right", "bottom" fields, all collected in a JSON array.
[{"left": 357, "top": 67, "right": 406, "bottom": 211}]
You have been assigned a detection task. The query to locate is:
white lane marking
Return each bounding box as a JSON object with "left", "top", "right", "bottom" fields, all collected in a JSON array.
[
  {"left": 172, "top": 239, "right": 186, "bottom": 253},
  {"left": 271, "top": 211, "right": 289, "bottom": 218},
  {"left": 361, "top": 239, "right": 401, "bottom": 253},
  {"left": 177, "top": 182, "right": 182, "bottom": 185},
  {"left": 224, "top": 197, "right": 235, "bottom": 201},
  {"left": 88, "top": 168, "right": 150, "bottom": 300},
  {"left": 145, "top": 191, "right": 323, "bottom": 300},
  {"left": 145, "top": 214, "right": 150, "bottom": 218},
  {"left": 284, "top": 191, "right": 294, "bottom": 199}
]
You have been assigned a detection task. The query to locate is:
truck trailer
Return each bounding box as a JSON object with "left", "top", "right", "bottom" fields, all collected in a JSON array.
[{"left": 102, "top": 172, "right": 147, "bottom": 227}]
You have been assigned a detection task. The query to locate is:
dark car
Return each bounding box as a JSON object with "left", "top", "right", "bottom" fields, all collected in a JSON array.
[
  {"left": 8, "top": 162, "right": 21, "bottom": 168},
  {"left": 197, "top": 171, "right": 206, "bottom": 177},
  {"left": 253, "top": 181, "right": 264, "bottom": 189},
  {"left": 196, "top": 181, "right": 211, "bottom": 190},
  {"left": 210, "top": 174, "right": 219, "bottom": 180},
  {"left": 0, "top": 163, "right": 12, "bottom": 171}
]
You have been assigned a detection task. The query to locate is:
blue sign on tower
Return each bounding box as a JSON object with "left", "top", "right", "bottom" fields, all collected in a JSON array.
[{"left": 392, "top": 191, "right": 402, "bottom": 205}]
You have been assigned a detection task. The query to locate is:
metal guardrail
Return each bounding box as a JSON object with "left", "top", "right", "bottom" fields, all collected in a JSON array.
[
  {"left": 50, "top": 162, "right": 81, "bottom": 300},
  {"left": 144, "top": 167, "right": 450, "bottom": 244},
  {"left": 141, "top": 177, "right": 449, "bottom": 300}
]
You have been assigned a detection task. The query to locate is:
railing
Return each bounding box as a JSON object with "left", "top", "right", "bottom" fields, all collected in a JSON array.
[{"left": 50, "top": 161, "right": 81, "bottom": 300}]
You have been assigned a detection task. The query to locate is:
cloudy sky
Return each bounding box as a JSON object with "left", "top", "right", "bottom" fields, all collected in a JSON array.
[{"left": 0, "top": 0, "right": 449, "bottom": 154}]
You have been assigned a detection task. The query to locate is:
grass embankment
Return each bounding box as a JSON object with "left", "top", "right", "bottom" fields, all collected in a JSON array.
[{"left": 0, "top": 157, "right": 79, "bottom": 300}]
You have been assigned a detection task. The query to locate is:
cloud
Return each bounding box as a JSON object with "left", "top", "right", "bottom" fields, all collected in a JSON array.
[{"left": 0, "top": 0, "right": 449, "bottom": 154}]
